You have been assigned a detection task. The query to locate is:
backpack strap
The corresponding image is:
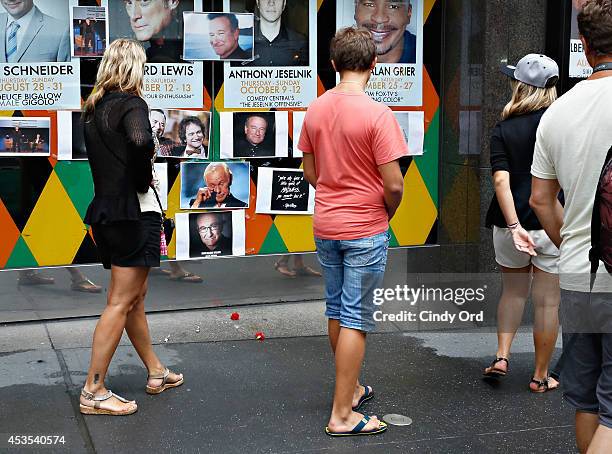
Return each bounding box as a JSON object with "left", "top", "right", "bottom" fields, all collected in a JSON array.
[{"left": 589, "top": 145, "right": 612, "bottom": 289}]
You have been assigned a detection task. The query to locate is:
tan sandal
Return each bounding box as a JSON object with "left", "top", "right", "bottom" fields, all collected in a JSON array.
[
  {"left": 146, "top": 368, "right": 184, "bottom": 395},
  {"left": 79, "top": 389, "right": 137, "bottom": 416},
  {"left": 294, "top": 266, "right": 322, "bottom": 277},
  {"left": 71, "top": 278, "right": 102, "bottom": 293},
  {"left": 274, "top": 261, "right": 296, "bottom": 277}
]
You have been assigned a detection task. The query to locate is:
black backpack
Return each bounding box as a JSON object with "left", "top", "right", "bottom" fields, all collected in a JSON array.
[{"left": 590, "top": 145, "right": 612, "bottom": 275}]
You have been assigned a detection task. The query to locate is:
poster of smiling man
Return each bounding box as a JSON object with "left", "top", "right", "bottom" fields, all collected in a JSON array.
[
  {"left": 222, "top": 0, "right": 318, "bottom": 109},
  {"left": 104, "top": 0, "right": 204, "bottom": 108},
  {"left": 149, "top": 109, "right": 211, "bottom": 159},
  {"left": 219, "top": 111, "right": 288, "bottom": 159},
  {"left": 0, "top": 0, "right": 81, "bottom": 110},
  {"left": 183, "top": 11, "right": 254, "bottom": 61},
  {"left": 336, "top": 0, "right": 423, "bottom": 106}
]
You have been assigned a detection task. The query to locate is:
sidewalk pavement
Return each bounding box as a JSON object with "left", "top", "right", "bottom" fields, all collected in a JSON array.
[{"left": 0, "top": 300, "right": 576, "bottom": 453}]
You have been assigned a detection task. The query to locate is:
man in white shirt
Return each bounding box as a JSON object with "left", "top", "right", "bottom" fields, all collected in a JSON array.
[
  {"left": 530, "top": 1, "right": 612, "bottom": 452},
  {"left": 0, "top": 0, "right": 70, "bottom": 63}
]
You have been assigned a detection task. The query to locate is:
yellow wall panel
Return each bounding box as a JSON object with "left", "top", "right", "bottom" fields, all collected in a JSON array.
[
  {"left": 390, "top": 162, "right": 437, "bottom": 245},
  {"left": 274, "top": 214, "right": 316, "bottom": 252},
  {"left": 21, "top": 172, "right": 86, "bottom": 266}
]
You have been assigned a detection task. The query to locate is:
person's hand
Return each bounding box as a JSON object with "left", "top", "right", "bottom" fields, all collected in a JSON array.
[
  {"left": 510, "top": 225, "right": 537, "bottom": 256},
  {"left": 191, "top": 187, "right": 213, "bottom": 208}
]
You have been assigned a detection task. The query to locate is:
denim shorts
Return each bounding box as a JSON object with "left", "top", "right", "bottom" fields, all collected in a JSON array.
[
  {"left": 560, "top": 289, "right": 612, "bottom": 429},
  {"left": 315, "top": 231, "right": 389, "bottom": 332}
]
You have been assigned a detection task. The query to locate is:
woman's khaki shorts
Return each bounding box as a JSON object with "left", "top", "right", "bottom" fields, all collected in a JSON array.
[{"left": 492, "top": 226, "right": 559, "bottom": 274}]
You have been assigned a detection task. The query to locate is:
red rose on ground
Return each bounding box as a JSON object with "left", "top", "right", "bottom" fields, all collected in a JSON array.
[
  {"left": 230, "top": 312, "right": 240, "bottom": 321},
  {"left": 255, "top": 331, "right": 265, "bottom": 341}
]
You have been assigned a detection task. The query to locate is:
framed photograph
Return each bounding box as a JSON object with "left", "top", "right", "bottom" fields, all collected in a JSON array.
[
  {"left": 255, "top": 167, "right": 315, "bottom": 215},
  {"left": 220, "top": 111, "right": 288, "bottom": 159},
  {"left": 71, "top": 6, "right": 108, "bottom": 58},
  {"left": 180, "top": 161, "right": 250, "bottom": 210},
  {"left": 175, "top": 211, "right": 246, "bottom": 259},
  {"left": 150, "top": 109, "right": 211, "bottom": 159},
  {"left": 184, "top": 12, "right": 254, "bottom": 61},
  {"left": 0, "top": 117, "right": 50, "bottom": 157}
]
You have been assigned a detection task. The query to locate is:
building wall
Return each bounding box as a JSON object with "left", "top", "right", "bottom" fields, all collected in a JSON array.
[{"left": 436, "top": 0, "right": 548, "bottom": 275}]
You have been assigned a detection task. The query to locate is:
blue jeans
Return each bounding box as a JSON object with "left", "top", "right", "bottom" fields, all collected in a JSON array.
[{"left": 315, "top": 231, "right": 389, "bottom": 332}]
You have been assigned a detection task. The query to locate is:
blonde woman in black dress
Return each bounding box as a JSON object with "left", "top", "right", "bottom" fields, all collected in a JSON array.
[{"left": 79, "top": 39, "right": 183, "bottom": 415}]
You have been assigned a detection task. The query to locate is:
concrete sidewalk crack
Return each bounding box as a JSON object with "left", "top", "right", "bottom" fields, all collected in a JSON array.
[{"left": 43, "top": 323, "right": 96, "bottom": 454}]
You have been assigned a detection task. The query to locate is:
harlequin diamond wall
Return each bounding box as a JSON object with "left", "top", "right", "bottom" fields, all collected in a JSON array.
[{"left": 0, "top": 0, "right": 439, "bottom": 270}]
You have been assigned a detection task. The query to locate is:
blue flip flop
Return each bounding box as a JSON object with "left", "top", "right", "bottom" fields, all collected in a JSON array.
[
  {"left": 325, "top": 415, "right": 387, "bottom": 437},
  {"left": 352, "top": 385, "right": 374, "bottom": 411}
]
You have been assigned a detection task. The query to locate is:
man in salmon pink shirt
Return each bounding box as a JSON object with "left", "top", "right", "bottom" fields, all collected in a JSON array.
[{"left": 298, "top": 27, "right": 407, "bottom": 437}]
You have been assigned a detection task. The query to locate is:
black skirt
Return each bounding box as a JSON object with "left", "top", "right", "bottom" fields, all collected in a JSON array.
[{"left": 92, "top": 212, "right": 161, "bottom": 269}]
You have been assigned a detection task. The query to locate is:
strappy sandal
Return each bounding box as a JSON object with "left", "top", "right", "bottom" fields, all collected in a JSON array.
[
  {"left": 71, "top": 278, "right": 102, "bottom": 293},
  {"left": 325, "top": 416, "right": 388, "bottom": 437},
  {"left": 294, "top": 266, "right": 322, "bottom": 277},
  {"left": 529, "top": 376, "right": 559, "bottom": 393},
  {"left": 274, "top": 261, "right": 296, "bottom": 278},
  {"left": 18, "top": 272, "right": 55, "bottom": 286},
  {"left": 146, "top": 368, "right": 184, "bottom": 395},
  {"left": 79, "top": 389, "right": 137, "bottom": 416},
  {"left": 483, "top": 357, "right": 509, "bottom": 377},
  {"left": 168, "top": 272, "right": 203, "bottom": 283}
]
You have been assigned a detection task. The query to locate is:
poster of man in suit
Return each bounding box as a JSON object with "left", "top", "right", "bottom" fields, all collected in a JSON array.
[
  {"left": 0, "top": 0, "right": 71, "bottom": 63},
  {"left": 0, "top": 1, "right": 80, "bottom": 110}
]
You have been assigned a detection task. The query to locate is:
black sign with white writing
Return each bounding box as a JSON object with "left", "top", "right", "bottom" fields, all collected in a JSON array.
[{"left": 271, "top": 171, "right": 309, "bottom": 212}]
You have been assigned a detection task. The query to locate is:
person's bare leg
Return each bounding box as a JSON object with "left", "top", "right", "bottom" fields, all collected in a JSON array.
[
  {"left": 328, "top": 319, "right": 362, "bottom": 406},
  {"left": 124, "top": 279, "right": 182, "bottom": 387},
  {"left": 169, "top": 261, "right": 183, "bottom": 276},
  {"left": 530, "top": 266, "right": 560, "bottom": 389},
  {"left": 274, "top": 255, "right": 295, "bottom": 277},
  {"left": 484, "top": 265, "right": 531, "bottom": 375},
  {"left": 80, "top": 266, "right": 149, "bottom": 411},
  {"left": 586, "top": 424, "right": 612, "bottom": 453},
  {"left": 328, "top": 318, "right": 341, "bottom": 353},
  {"left": 293, "top": 254, "right": 322, "bottom": 277},
  {"left": 576, "top": 412, "right": 600, "bottom": 453},
  {"left": 327, "top": 328, "right": 381, "bottom": 433}
]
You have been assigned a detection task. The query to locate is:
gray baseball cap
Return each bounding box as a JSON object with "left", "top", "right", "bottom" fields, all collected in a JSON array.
[{"left": 500, "top": 54, "right": 559, "bottom": 88}]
